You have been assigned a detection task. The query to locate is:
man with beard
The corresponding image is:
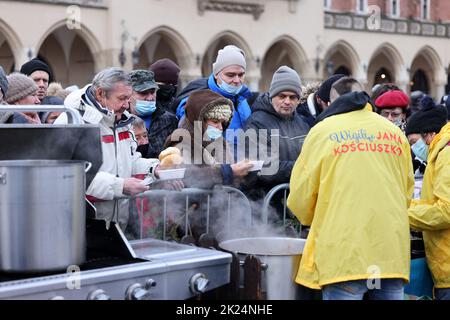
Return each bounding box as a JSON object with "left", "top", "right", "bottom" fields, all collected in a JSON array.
[{"left": 243, "top": 66, "right": 310, "bottom": 195}]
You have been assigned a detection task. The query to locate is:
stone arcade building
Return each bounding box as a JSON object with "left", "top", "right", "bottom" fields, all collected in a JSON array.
[{"left": 0, "top": 0, "right": 449, "bottom": 98}]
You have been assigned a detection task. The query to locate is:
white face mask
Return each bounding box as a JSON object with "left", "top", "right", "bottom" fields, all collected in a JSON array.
[{"left": 218, "top": 76, "right": 242, "bottom": 95}]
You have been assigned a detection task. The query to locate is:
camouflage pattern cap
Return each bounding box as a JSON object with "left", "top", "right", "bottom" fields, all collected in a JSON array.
[{"left": 129, "top": 69, "right": 159, "bottom": 92}]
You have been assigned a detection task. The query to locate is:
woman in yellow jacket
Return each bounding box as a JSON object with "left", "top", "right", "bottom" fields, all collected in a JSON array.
[
  {"left": 287, "top": 77, "right": 415, "bottom": 300},
  {"left": 406, "top": 102, "right": 449, "bottom": 300}
]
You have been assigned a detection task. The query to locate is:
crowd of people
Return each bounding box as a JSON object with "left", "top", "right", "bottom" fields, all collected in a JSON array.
[{"left": 0, "top": 43, "right": 449, "bottom": 300}]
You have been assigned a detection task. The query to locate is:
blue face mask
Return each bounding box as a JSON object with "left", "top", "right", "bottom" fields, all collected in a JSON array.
[
  {"left": 411, "top": 139, "right": 429, "bottom": 162},
  {"left": 135, "top": 100, "right": 156, "bottom": 117},
  {"left": 205, "top": 125, "right": 223, "bottom": 141},
  {"left": 218, "top": 76, "right": 242, "bottom": 96}
]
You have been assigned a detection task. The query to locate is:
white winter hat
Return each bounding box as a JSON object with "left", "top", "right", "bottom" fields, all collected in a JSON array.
[{"left": 212, "top": 45, "right": 247, "bottom": 75}]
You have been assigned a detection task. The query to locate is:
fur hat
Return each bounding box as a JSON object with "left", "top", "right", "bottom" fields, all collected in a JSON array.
[
  {"left": 185, "top": 89, "right": 234, "bottom": 125},
  {"left": 5, "top": 73, "right": 38, "bottom": 104},
  {"left": 300, "top": 81, "right": 321, "bottom": 105},
  {"left": 405, "top": 97, "right": 448, "bottom": 135},
  {"left": 212, "top": 45, "right": 246, "bottom": 75},
  {"left": 203, "top": 103, "right": 234, "bottom": 123},
  {"left": 47, "top": 82, "right": 71, "bottom": 101},
  {"left": 269, "top": 66, "right": 302, "bottom": 98}
]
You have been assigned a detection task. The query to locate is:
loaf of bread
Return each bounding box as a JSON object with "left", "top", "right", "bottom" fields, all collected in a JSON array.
[
  {"left": 159, "top": 147, "right": 183, "bottom": 169},
  {"left": 159, "top": 147, "right": 181, "bottom": 160}
]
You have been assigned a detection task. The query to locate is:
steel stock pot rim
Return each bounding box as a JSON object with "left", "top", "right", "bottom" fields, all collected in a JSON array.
[{"left": 219, "top": 237, "right": 306, "bottom": 256}]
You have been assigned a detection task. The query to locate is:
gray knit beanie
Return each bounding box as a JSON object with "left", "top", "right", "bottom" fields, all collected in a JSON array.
[
  {"left": 5, "top": 73, "right": 38, "bottom": 104},
  {"left": 212, "top": 45, "right": 246, "bottom": 75},
  {"left": 269, "top": 66, "right": 302, "bottom": 98},
  {"left": 0, "top": 66, "right": 8, "bottom": 97}
]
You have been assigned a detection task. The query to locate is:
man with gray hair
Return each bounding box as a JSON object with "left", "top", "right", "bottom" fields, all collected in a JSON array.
[{"left": 56, "top": 67, "right": 161, "bottom": 230}]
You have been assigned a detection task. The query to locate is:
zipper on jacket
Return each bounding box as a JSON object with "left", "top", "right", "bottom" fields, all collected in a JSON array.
[{"left": 113, "top": 123, "right": 119, "bottom": 178}]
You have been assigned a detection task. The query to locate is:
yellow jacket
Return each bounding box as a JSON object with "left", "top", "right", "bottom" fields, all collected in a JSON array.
[
  {"left": 287, "top": 103, "right": 414, "bottom": 289},
  {"left": 409, "top": 122, "right": 450, "bottom": 288}
]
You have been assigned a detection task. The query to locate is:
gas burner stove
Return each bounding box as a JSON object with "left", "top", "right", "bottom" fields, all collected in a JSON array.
[{"left": 0, "top": 239, "right": 231, "bottom": 300}]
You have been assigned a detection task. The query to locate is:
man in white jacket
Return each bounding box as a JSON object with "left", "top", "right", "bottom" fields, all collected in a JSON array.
[{"left": 56, "top": 68, "right": 160, "bottom": 229}]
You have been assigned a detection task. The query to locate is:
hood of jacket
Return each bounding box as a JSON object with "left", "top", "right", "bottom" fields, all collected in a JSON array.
[
  {"left": 314, "top": 91, "right": 373, "bottom": 125},
  {"left": 428, "top": 122, "right": 450, "bottom": 164}
]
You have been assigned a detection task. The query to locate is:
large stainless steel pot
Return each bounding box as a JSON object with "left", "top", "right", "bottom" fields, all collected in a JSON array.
[
  {"left": 0, "top": 160, "right": 90, "bottom": 272},
  {"left": 219, "top": 237, "right": 305, "bottom": 300}
]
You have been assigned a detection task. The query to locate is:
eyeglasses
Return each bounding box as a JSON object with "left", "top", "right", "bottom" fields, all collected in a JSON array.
[{"left": 380, "top": 110, "right": 403, "bottom": 118}]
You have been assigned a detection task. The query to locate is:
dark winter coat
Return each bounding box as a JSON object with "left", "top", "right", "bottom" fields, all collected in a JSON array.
[
  {"left": 244, "top": 92, "right": 311, "bottom": 190},
  {"left": 142, "top": 107, "right": 178, "bottom": 159}
]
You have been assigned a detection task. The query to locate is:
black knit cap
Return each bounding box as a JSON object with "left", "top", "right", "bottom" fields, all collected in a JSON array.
[
  {"left": 149, "top": 58, "right": 180, "bottom": 85},
  {"left": 20, "top": 58, "right": 54, "bottom": 83},
  {"left": 405, "top": 96, "right": 448, "bottom": 135},
  {"left": 317, "top": 74, "right": 346, "bottom": 103}
]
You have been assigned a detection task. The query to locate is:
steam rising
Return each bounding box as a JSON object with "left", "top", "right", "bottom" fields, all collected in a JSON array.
[{"left": 127, "top": 187, "right": 301, "bottom": 243}]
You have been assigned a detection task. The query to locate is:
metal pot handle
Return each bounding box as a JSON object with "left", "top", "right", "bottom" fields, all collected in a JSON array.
[
  {"left": 85, "top": 161, "right": 92, "bottom": 173},
  {"left": 239, "top": 260, "right": 268, "bottom": 270}
]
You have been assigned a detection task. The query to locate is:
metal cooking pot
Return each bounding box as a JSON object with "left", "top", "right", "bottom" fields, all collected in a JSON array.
[
  {"left": 0, "top": 160, "right": 90, "bottom": 273},
  {"left": 219, "top": 237, "right": 305, "bottom": 300}
]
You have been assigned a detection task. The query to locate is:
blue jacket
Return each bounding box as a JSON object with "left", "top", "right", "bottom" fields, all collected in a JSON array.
[{"left": 176, "top": 74, "right": 252, "bottom": 135}]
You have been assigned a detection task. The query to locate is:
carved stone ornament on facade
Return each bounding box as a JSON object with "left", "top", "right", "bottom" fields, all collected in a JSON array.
[
  {"left": 197, "top": 0, "right": 265, "bottom": 20},
  {"left": 325, "top": 12, "right": 449, "bottom": 38},
  {"left": 10, "top": 0, "right": 107, "bottom": 8}
]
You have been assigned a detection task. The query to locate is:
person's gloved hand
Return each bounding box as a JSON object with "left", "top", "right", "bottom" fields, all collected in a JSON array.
[{"left": 159, "top": 147, "right": 183, "bottom": 169}]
